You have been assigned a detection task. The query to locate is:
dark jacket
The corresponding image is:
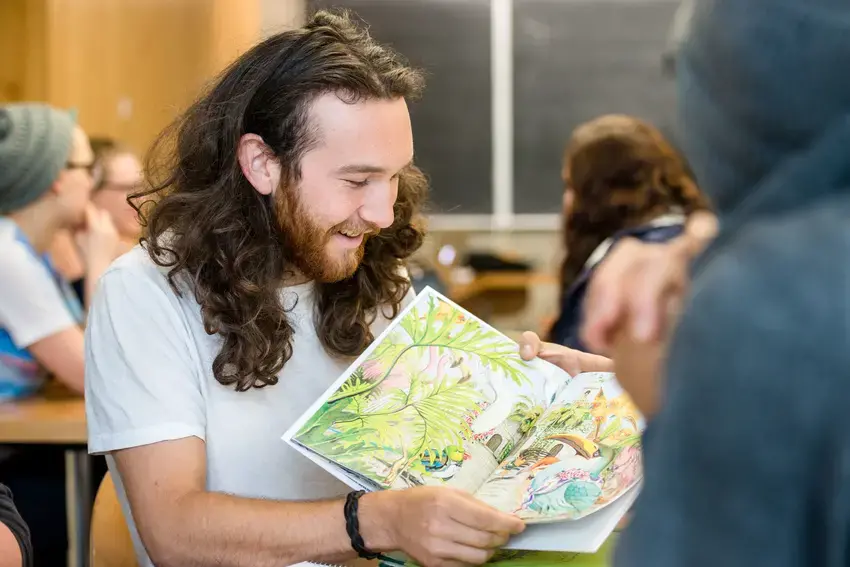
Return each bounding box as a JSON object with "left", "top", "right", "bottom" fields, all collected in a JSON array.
[
  {"left": 549, "top": 222, "right": 685, "bottom": 353},
  {"left": 615, "top": 1, "right": 850, "bottom": 566},
  {"left": 0, "top": 483, "right": 31, "bottom": 567}
]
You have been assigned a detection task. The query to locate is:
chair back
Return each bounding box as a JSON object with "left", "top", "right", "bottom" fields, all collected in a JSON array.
[{"left": 90, "top": 471, "right": 138, "bottom": 567}]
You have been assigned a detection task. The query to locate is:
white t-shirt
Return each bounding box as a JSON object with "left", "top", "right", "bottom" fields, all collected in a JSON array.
[
  {"left": 85, "top": 246, "right": 413, "bottom": 567},
  {"left": 0, "top": 217, "right": 83, "bottom": 400}
]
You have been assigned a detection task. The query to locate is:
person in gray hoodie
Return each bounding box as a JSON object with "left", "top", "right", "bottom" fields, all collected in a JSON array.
[{"left": 612, "top": 0, "right": 850, "bottom": 565}]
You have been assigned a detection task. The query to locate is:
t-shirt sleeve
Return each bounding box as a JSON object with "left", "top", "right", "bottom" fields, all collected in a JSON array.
[
  {"left": 85, "top": 264, "right": 206, "bottom": 454},
  {"left": 0, "top": 245, "right": 78, "bottom": 348}
]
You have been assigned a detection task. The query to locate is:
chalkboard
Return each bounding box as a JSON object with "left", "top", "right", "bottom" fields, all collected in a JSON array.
[
  {"left": 513, "top": 0, "right": 680, "bottom": 214},
  {"left": 308, "top": 0, "right": 493, "bottom": 215}
]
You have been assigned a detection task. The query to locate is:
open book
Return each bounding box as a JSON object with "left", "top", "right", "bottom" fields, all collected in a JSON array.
[{"left": 283, "top": 287, "right": 643, "bottom": 552}]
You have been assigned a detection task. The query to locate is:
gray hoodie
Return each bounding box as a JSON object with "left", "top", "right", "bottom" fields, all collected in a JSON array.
[{"left": 615, "top": 0, "right": 850, "bottom": 565}]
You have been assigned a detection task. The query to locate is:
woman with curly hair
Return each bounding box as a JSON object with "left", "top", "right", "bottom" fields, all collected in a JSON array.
[
  {"left": 84, "top": 9, "right": 523, "bottom": 567},
  {"left": 548, "top": 114, "right": 710, "bottom": 352}
]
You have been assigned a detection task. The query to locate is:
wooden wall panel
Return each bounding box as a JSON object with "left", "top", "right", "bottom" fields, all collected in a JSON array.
[{"left": 1, "top": 0, "right": 266, "bottom": 155}]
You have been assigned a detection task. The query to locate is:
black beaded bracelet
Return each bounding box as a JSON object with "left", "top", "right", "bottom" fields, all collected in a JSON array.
[{"left": 344, "top": 490, "right": 380, "bottom": 560}]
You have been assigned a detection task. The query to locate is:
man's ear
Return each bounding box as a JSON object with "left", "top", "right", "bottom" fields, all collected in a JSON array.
[{"left": 237, "top": 133, "right": 281, "bottom": 196}]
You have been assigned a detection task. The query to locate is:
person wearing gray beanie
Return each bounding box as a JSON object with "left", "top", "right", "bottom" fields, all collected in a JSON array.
[
  {"left": 0, "top": 101, "right": 115, "bottom": 396},
  {"left": 0, "top": 103, "right": 75, "bottom": 214},
  {"left": 601, "top": 0, "right": 850, "bottom": 565},
  {"left": 0, "top": 102, "right": 117, "bottom": 565}
]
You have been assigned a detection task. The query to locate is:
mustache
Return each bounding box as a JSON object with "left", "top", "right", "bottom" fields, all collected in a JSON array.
[{"left": 331, "top": 221, "right": 380, "bottom": 236}]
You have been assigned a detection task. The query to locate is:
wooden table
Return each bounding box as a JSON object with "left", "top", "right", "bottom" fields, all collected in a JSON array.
[
  {"left": 0, "top": 387, "right": 91, "bottom": 567},
  {"left": 448, "top": 271, "right": 557, "bottom": 304}
]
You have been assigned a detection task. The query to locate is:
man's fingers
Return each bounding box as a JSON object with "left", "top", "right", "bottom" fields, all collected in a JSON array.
[
  {"left": 448, "top": 494, "right": 525, "bottom": 535},
  {"left": 581, "top": 239, "right": 644, "bottom": 351},
  {"left": 683, "top": 211, "right": 718, "bottom": 254},
  {"left": 582, "top": 272, "right": 629, "bottom": 354},
  {"left": 631, "top": 265, "right": 675, "bottom": 342},
  {"left": 430, "top": 540, "right": 495, "bottom": 566},
  {"left": 518, "top": 331, "right": 542, "bottom": 361},
  {"left": 447, "top": 523, "right": 510, "bottom": 550}
]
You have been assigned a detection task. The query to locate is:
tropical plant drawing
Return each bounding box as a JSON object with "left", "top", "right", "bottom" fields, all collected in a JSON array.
[{"left": 292, "top": 290, "right": 558, "bottom": 490}]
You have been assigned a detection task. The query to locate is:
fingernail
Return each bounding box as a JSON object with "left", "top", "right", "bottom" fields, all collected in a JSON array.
[{"left": 521, "top": 344, "right": 532, "bottom": 357}]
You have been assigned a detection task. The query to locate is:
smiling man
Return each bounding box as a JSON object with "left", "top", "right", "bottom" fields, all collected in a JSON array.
[{"left": 84, "top": 10, "right": 524, "bottom": 567}]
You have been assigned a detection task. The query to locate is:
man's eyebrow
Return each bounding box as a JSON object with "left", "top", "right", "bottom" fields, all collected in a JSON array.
[{"left": 335, "top": 159, "right": 413, "bottom": 175}]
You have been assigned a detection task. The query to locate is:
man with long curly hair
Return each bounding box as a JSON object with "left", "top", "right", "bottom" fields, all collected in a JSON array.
[{"left": 84, "top": 10, "right": 523, "bottom": 567}]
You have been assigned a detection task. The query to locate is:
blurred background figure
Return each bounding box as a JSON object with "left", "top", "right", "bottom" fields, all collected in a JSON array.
[
  {"left": 0, "top": 102, "right": 116, "bottom": 566},
  {"left": 548, "top": 114, "right": 710, "bottom": 351},
  {"left": 0, "top": 103, "right": 100, "bottom": 399},
  {"left": 88, "top": 137, "right": 143, "bottom": 254},
  {"left": 49, "top": 137, "right": 142, "bottom": 302}
]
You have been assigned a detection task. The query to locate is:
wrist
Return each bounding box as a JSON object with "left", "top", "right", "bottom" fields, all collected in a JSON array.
[
  {"left": 85, "top": 256, "right": 112, "bottom": 278},
  {"left": 355, "top": 491, "right": 398, "bottom": 553}
]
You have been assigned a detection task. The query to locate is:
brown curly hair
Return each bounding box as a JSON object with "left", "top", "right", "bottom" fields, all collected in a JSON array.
[
  {"left": 559, "top": 114, "right": 710, "bottom": 290},
  {"left": 131, "top": 9, "right": 428, "bottom": 391}
]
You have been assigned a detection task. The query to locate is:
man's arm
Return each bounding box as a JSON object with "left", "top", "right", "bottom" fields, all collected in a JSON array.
[
  {"left": 115, "top": 437, "right": 523, "bottom": 567},
  {"left": 114, "top": 437, "right": 361, "bottom": 567},
  {"left": 0, "top": 484, "right": 31, "bottom": 567}
]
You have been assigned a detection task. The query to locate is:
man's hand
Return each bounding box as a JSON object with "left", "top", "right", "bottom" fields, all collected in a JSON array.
[
  {"left": 114, "top": 437, "right": 523, "bottom": 567},
  {"left": 581, "top": 211, "right": 718, "bottom": 352},
  {"left": 580, "top": 211, "right": 718, "bottom": 418},
  {"left": 361, "top": 487, "right": 525, "bottom": 567},
  {"left": 518, "top": 331, "right": 613, "bottom": 376}
]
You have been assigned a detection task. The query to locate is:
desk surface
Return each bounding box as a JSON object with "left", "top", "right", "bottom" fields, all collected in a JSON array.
[{"left": 0, "top": 385, "right": 86, "bottom": 444}]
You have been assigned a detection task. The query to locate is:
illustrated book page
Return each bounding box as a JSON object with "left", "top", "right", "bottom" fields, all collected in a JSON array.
[
  {"left": 282, "top": 286, "right": 569, "bottom": 494},
  {"left": 473, "top": 372, "right": 644, "bottom": 523}
]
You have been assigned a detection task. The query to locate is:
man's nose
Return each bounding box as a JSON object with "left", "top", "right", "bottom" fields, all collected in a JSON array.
[{"left": 360, "top": 181, "right": 397, "bottom": 229}]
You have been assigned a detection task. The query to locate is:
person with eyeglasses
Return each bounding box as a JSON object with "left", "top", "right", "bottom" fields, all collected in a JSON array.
[
  {"left": 0, "top": 102, "right": 118, "bottom": 565},
  {"left": 50, "top": 136, "right": 144, "bottom": 303},
  {"left": 89, "top": 138, "right": 143, "bottom": 254}
]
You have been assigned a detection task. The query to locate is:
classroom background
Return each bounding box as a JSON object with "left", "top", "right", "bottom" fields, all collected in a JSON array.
[
  {"left": 0, "top": 0, "right": 683, "bottom": 337},
  {"left": 0, "top": 1, "right": 686, "bottom": 566}
]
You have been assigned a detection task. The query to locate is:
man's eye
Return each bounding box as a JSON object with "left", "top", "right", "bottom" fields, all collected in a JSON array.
[{"left": 345, "top": 179, "right": 369, "bottom": 188}]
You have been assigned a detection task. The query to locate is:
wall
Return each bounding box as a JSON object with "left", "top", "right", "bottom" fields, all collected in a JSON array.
[
  {"left": 262, "top": 0, "right": 307, "bottom": 37},
  {"left": 0, "top": 0, "right": 266, "bottom": 155}
]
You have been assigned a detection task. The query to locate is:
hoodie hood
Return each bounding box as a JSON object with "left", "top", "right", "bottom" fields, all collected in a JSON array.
[{"left": 677, "top": 0, "right": 850, "bottom": 218}]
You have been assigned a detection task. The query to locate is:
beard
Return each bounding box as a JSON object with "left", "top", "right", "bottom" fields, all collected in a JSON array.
[{"left": 274, "top": 187, "right": 376, "bottom": 283}]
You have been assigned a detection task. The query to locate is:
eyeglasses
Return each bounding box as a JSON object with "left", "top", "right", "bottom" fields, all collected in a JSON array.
[
  {"left": 66, "top": 160, "right": 103, "bottom": 185},
  {"left": 94, "top": 180, "right": 139, "bottom": 194}
]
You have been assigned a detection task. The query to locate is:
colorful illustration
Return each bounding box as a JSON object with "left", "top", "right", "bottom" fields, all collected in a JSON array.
[
  {"left": 474, "top": 373, "right": 643, "bottom": 522},
  {"left": 287, "top": 287, "right": 643, "bottom": 526}
]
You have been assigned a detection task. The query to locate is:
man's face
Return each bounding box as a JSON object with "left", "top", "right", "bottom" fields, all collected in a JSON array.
[{"left": 276, "top": 93, "right": 414, "bottom": 283}]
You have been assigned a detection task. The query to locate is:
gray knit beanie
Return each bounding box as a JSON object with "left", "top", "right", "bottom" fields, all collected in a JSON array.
[{"left": 0, "top": 103, "right": 76, "bottom": 214}]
